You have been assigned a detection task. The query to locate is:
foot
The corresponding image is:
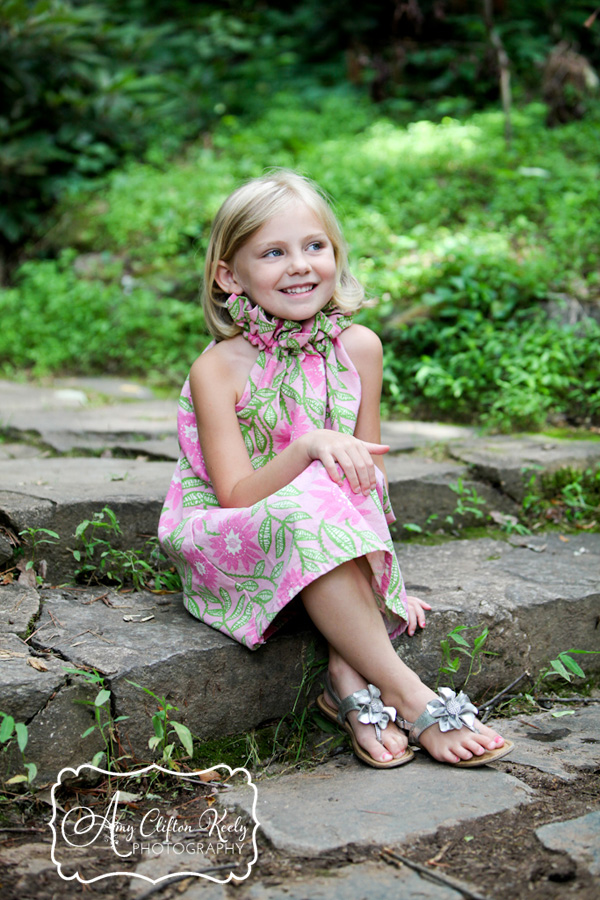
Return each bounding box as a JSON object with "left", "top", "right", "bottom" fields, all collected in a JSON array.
[
  {"left": 324, "top": 666, "right": 410, "bottom": 765},
  {"left": 394, "top": 677, "right": 507, "bottom": 765}
]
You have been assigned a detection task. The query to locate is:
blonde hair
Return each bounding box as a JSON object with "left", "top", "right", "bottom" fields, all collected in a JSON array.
[{"left": 202, "top": 169, "right": 366, "bottom": 340}]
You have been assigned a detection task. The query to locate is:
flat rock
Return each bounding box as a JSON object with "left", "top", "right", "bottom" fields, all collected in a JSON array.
[
  {"left": 245, "top": 861, "right": 465, "bottom": 899},
  {"left": 450, "top": 435, "right": 600, "bottom": 502},
  {"left": 0, "top": 582, "right": 40, "bottom": 635},
  {"left": 381, "top": 419, "right": 475, "bottom": 452},
  {"left": 385, "top": 456, "right": 516, "bottom": 532},
  {"left": 536, "top": 811, "right": 600, "bottom": 876},
  {"left": 395, "top": 533, "right": 600, "bottom": 689},
  {"left": 223, "top": 755, "right": 533, "bottom": 856},
  {"left": 28, "top": 587, "right": 315, "bottom": 762},
  {"left": 0, "top": 458, "right": 174, "bottom": 580},
  {"left": 487, "top": 705, "right": 600, "bottom": 781}
]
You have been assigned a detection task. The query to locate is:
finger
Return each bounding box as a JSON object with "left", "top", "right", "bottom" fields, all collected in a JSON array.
[
  {"left": 335, "top": 450, "right": 361, "bottom": 493},
  {"left": 321, "top": 453, "right": 342, "bottom": 484},
  {"left": 361, "top": 442, "right": 390, "bottom": 456},
  {"left": 407, "top": 604, "right": 417, "bottom": 636}
]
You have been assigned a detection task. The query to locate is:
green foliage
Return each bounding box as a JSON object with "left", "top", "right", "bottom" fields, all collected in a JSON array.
[
  {"left": 17, "top": 526, "right": 59, "bottom": 583},
  {"left": 126, "top": 682, "right": 193, "bottom": 767},
  {"left": 522, "top": 464, "right": 600, "bottom": 530},
  {"left": 0, "top": 711, "right": 37, "bottom": 786},
  {"left": 70, "top": 506, "right": 181, "bottom": 590},
  {"left": 1, "top": 91, "right": 600, "bottom": 430},
  {"left": 436, "top": 624, "right": 497, "bottom": 690},
  {"left": 65, "top": 666, "right": 129, "bottom": 771}
]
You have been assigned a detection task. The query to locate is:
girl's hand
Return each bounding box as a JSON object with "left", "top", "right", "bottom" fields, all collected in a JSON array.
[
  {"left": 404, "top": 594, "right": 431, "bottom": 636},
  {"left": 303, "top": 430, "right": 389, "bottom": 495}
]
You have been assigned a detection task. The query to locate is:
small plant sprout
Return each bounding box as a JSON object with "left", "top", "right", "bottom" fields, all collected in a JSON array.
[
  {"left": 0, "top": 712, "right": 37, "bottom": 786},
  {"left": 437, "top": 624, "right": 497, "bottom": 690},
  {"left": 18, "top": 526, "right": 59, "bottom": 583},
  {"left": 126, "top": 682, "right": 193, "bottom": 766},
  {"left": 449, "top": 478, "right": 487, "bottom": 520},
  {"left": 70, "top": 506, "right": 181, "bottom": 591},
  {"left": 64, "top": 667, "right": 129, "bottom": 771},
  {"left": 536, "top": 649, "right": 600, "bottom": 692}
]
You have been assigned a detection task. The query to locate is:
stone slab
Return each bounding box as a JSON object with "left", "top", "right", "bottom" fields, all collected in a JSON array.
[
  {"left": 394, "top": 533, "right": 600, "bottom": 690},
  {"left": 487, "top": 706, "right": 600, "bottom": 781},
  {"left": 536, "top": 811, "right": 600, "bottom": 876},
  {"left": 0, "top": 457, "right": 174, "bottom": 580},
  {"left": 223, "top": 755, "right": 533, "bottom": 856},
  {"left": 0, "top": 632, "right": 66, "bottom": 721},
  {"left": 0, "top": 582, "right": 39, "bottom": 635},
  {"left": 385, "top": 456, "right": 516, "bottom": 532},
  {"left": 245, "top": 861, "right": 465, "bottom": 900},
  {"left": 27, "top": 588, "right": 316, "bottom": 762},
  {"left": 450, "top": 435, "right": 600, "bottom": 503},
  {"left": 381, "top": 419, "right": 475, "bottom": 452}
]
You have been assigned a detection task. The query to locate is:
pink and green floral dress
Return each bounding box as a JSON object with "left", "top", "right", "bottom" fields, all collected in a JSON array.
[{"left": 158, "top": 294, "right": 408, "bottom": 649}]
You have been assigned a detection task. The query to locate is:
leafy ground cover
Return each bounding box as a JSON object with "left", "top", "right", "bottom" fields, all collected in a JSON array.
[{"left": 1, "top": 91, "right": 599, "bottom": 430}]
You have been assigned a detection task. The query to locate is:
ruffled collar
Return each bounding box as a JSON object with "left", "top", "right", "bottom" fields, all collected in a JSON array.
[{"left": 226, "top": 294, "right": 353, "bottom": 356}]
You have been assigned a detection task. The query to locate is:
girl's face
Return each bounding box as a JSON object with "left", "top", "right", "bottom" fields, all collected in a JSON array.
[{"left": 216, "top": 201, "right": 337, "bottom": 321}]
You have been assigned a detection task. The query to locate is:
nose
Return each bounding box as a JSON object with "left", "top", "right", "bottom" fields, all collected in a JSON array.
[{"left": 287, "top": 250, "right": 311, "bottom": 274}]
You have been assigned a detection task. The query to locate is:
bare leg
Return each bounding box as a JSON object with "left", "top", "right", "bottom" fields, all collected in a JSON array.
[{"left": 302, "top": 559, "right": 506, "bottom": 764}]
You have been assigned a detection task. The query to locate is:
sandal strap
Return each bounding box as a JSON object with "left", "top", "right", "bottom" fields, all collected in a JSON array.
[
  {"left": 398, "top": 687, "right": 479, "bottom": 743},
  {"left": 324, "top": 674, "right": 397, "bottom": 743}
]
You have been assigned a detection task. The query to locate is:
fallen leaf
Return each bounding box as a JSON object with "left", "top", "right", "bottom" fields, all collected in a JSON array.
[
  {"left": 27, "top": 657, "right": 49, "bottom": 672},
  {"left": 122, "top": 614, "right": 155, "bottom": 623},
  {"left": 558, "top": 535, "right": 570, "bottom": 542}
]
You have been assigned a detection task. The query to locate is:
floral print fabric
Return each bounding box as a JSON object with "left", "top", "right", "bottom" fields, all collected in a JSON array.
[{"left": 158, "top": 294, "right": 408, "bottom": 649}]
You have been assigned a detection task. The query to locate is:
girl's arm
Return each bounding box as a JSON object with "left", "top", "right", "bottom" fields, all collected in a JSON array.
[
  {"left": 339, "top": 324, "right": 389, "bottom": 484},
  {"left": 190, "top": 336, "right": 387, "bottom": 509}
]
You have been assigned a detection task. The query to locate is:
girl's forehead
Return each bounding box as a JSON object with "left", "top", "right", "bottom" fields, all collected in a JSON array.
[{"left": 251, "top": 200, "right": 327, "bottom": 240}]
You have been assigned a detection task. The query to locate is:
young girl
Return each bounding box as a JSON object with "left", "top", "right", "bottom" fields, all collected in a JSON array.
[{"left": 159, "top": 170, "right": 513, "bottom": 769}]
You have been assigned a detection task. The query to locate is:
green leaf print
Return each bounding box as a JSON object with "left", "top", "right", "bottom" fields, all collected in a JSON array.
[
  {"left": 254, "top": 559, "right": 266, "bottom": 577},
  {"left": 280, "top": 382, "right": 301, "bottom": 403},
  {"left": 272, "top": 561, "right": 284, "bottom": 580},
  {"left": 237, "top": 579, "right": 259, "bottom": 592},
  {"left": 243, "top": 431, "right": 254, "bottom": 456},
  {"left": 322, "top": 522, "right": 356, "bottom": 557},
  {"left": 283, "top": 510, "right": 311, "bottom": 523},
  {"left": 275, "top": 525, "right": 286, "bottom": 558},
  {"left": 292, "top": 528, "right": 318, "bottom": 543},
  {"left": 219, "top": 587, "right": 232, "bottom": 604},
  {"left": 270, "top": 499, "right": 301, "bottom": 509},
  {"left": 258, "top": 517, "right": 272, "bottom": 553},
  {"left": 178, "top": 397, "right": 194, "bottom": 412},
  {"left": 254, "top": 425, "right": 267, "bottom": 453},
  {"left": 300, "top": 556, "right": 322, "bottom": 574},
  {"left": 306, "top": 397, "right": 325, "bottom": 416},
  {"left": 227, "top": 594, "right": 246, "bottom": 623},
  {"left": 255, "top": 388, "right": 278, "bottom": 402},
  {"left": 253, "top": 589, "right": 273, "bottom": 605},
  {"left": 179, "top": 456, "right": 192, "bottom": 471},
  {"left": 300, "top": 547, "right": 328, "bottom": 563},
  {"left": 332, "top": 390, "right": 356, "bottom": 402},
  {"left": 230, "top": 605, "right": 255, "bottom": 632},
  {"left": 183, "top": 491, "right": 215, "bottom": 508},
  {"left": 276, "top": 484, "right": 302, "bottom": 497},
  {"left": 182, "top": 477, "right": 205, "bottom": 488},
  {"left": 264, "top": 404, "right": 278, "bottom": 430},
  {"left": 252, "top": 455, "right": 271, "bottom": 469}
]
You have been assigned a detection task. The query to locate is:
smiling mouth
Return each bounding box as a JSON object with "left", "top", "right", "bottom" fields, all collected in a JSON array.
[{"left": 281, "top": 284, "right": 316, "bottom": 295}]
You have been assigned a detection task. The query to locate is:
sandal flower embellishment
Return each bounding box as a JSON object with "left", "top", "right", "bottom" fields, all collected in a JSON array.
[
  {"left": 354, "top": 684, "right": 397, "bottom": 741},
  {"left": 425, "top": 687, "right": 479, "bottom": 733}
]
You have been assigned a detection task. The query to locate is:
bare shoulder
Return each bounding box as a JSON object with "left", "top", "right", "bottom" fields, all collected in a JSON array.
[
  {"left": 190, "top": 335, "right": 259, "bottom": 402},
  {"left": 339, "top": 323, "right": 383, "bottom": 368}
]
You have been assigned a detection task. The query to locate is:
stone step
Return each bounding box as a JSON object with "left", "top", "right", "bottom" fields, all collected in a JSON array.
[{"left": 2, "top": 533, "right": 599, "bottom": 785}]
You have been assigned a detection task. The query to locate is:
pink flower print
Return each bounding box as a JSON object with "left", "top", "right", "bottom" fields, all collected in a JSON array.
[
  {"left": 279, "top": 567, "right": 303, "bottom": 599},
  {"left": 273, "top": 409, "right": 312, "bottom": 454},
  {"left": 209, "top": 515, "right": 261, "bottom": 573},
  {"left": 192, "top": 555, "right": 219, "bottom": 592}
]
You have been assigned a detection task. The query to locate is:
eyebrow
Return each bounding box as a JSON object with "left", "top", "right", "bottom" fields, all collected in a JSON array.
[{"left": 254, "top": 232, "right": 328, "bottom": 251}]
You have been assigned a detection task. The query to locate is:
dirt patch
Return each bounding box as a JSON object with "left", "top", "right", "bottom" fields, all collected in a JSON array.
[{"left": 1, "top": 763, "right": 598, "bottom": 899}]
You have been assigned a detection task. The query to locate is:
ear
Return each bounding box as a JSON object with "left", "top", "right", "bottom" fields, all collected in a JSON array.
[{"left": 215, "top": 260, "right": 243, "bottom": 295}]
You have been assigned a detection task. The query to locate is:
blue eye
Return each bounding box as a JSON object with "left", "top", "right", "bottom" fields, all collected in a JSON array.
[
  {"left": 264, "top": 248, "right": 283, "bottom": 258},
  {"left": 308, "top": 241, "right": 323, "bottom": 251}
]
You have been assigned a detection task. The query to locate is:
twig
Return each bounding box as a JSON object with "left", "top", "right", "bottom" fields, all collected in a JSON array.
[
  {"left": 479, "top": 673, "right": 529, "bottom": 722},
  {"left": 535, "top": 697, "right": 600, "bottom": 705},
  {"left": 381, "top": 848, "right": 491, "bottom": 900}
]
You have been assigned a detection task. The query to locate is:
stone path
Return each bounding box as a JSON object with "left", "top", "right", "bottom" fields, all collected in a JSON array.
[{"left": 1, "top": 377, "right": 600, "bottom": 898}]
